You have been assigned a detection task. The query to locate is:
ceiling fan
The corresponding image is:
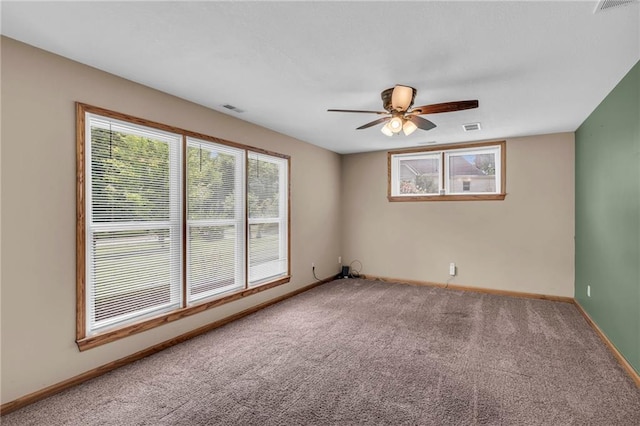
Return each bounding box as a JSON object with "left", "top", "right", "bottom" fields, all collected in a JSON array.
[{"left": 327, "top": 85, "right": 478, "bottom": 136}]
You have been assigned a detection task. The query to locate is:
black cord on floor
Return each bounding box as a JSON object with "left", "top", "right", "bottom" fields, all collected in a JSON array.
[
  {"left": 312, "top": 266, "right": 322, "bottom": 282},
  {"left": 349, "top": 259, "right": 362, "bottom": 279},
  {"left": 445, "top": 275, "right": 454, "bottom": 289}
]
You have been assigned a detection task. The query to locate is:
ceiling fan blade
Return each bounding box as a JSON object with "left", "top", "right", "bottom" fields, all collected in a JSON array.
[
  {"left": 391, "top": 85, "right": 415, "bottom": 111},
  {"left": 410, "top": 100, "right": 479, "bottom": 115},
  {"left": 327, "top": 109, "right": 388, "bottom": 115},
  {"left": 356, "top": 116, "right": 391, "bottom": 130},
  {"left": 408, "top": 115, "right": 437, "bottom": 131}
]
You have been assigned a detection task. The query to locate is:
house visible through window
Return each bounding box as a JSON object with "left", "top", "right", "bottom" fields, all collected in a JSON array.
[
  {"left": 388, "top": 141, "right": 506, "bottom": 201},
  {"left": 77, "top": 104, "right": 290, "bottom": 350}
]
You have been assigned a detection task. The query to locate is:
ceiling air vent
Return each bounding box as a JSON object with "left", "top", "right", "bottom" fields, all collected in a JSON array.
[
  {"left": 462, "top": 122, "right": 481, "bottom": 132},
  {"left": 594, "top": 0, "right": 637, "bottom": 13},
  {"left": 222, "top": 104, "right": 245, "bottom": 113}
]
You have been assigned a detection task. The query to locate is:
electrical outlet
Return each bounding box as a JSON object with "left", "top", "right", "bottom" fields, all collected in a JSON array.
[
  {"left": 338, "top": 256, "right": 342, "bottom": 264},
  {"left": 449, "top": 262, "right": 456, "bottom": 276},
  {"left": 587, "top": 285, "right": 591, "bottom": 297},
  {"left": 312, "top": 262, "right": 315, "bottom": 268}
]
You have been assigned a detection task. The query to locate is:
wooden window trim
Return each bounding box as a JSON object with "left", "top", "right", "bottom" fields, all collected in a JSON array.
[
  {"left": 76, "top": 103, "right": 291, "bottom": 351},
  {"left": 387, "top": 140, "right": 506, "bottom": 202}
]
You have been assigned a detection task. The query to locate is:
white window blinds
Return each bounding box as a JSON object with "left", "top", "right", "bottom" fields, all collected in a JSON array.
[
  {"left": 81, "top": 108, "right": 291, "bottom": 342},
  {"left": 247, "top": 153, "right": 288, "bottom": 286},
  {"left": 85, "top": 115, "right": 182, "bottom": 334},
  {"left": 186, "top": 138, "right": 245, "bottom": 302}
]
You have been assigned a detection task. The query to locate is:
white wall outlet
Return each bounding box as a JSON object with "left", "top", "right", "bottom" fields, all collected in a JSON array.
[
  {"left": 312, "top": 262, "right": 315, "bottom": 268},
  {"left": 338, "top": 256, "right": 342, "bottom": 264},
  {"left": 449, "top": 262, "right": 456, "bottom": 276},
  {"left": 587, "top": 285, "right": 591, "bottom": 297}
]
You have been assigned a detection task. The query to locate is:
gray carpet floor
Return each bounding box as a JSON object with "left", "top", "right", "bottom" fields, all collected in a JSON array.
[{"left": 3, "top": 278, "right": 640, "bottom": 425}]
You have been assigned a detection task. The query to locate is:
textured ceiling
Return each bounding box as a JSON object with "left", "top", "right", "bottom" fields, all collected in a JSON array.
[{"left": 2, "top": 1, "right": 639, "bottom": 154}]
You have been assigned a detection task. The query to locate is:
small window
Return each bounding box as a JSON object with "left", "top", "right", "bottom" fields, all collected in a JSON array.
[{"left": 388, "top": 141, "right": 506, "bottom": 201}]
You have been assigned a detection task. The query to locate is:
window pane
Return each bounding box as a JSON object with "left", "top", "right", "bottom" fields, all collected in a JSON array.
[
  {"left": 90, "top": 128, "right": 170, "bottom": 222},
  {"left": 90, "top": 229, "right": 180, "bottom": 330},
  {"left": 248, "top": 156, "right": 281, "bottom": 219},
  {"left": 249, "top": 222, "right": 286, "bottom": 283},
  {"left": 188, "top": 225, "right": 239, "bottom": 300},
  {"left": 186, "top": 139, "right": 245, "bottom": 302},
  {"left": 187, "top": 145, "right": 238, "bottom": 220},
  {"left": 398, "top": 156, "right": 439, "bottom": 195},
  {"left": 248, "top": 153, "right": 287, "bottom": 285},
  {"left": 86, "top": 115, "right": 182, "bottom": 335},
  {"left": 448, "top": 152, "right": 497, "bottom": 193}
]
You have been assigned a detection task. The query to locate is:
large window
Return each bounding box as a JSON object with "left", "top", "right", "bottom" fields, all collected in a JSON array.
[
  {"left": 77, "top": 104, "right": 290, "bottom": 350},
  {"left": 388, "top": 141, "right": 506, "bottom": 201}
]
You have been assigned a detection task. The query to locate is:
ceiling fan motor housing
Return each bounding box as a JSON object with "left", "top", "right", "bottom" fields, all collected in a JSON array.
[{"left": 382, "top": 86, "right": 416, "bottom": 112}]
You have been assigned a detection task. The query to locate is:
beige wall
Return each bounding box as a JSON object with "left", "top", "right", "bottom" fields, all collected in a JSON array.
[
  {"left": 0, "top": 36, "right": 576, "bottom": 406},
  {"left": 0, "top": 37, "right": 342, "bottom": 404},
  {"left": 341, "top": 133, "right": 575, "bottom": 297}
]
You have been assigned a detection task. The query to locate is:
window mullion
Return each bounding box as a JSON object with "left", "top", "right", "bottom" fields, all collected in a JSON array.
[
  {"left": 441, "top": 152, "right": 446, "bottom": 194},
  {"left": 181, "top": 135, "right": 188, "bottom": 309},
  {"left": 496, "top": 147, "right": 502, "bottom": 193},
  {"left": 244, "top": 149, "right": 250, "bottom": 290}
]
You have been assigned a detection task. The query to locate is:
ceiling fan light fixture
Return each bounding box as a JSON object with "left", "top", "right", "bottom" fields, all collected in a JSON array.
[
  {"left": 389, "top": 116, "right": 404, "bottom": 133},
  {"left": 402, "top": 119, "right": 418, "bottom": 136},
  {"left": 381, "top": 123, "right": 394, "bottom": 136}
]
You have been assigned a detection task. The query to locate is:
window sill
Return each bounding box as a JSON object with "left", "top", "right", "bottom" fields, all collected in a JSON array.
[
  {"left": 76, "top": 275, "right": 291, "bottom": 351},
  {"left": 388, "top": 193, "right": 506, "bottom": 202}
]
